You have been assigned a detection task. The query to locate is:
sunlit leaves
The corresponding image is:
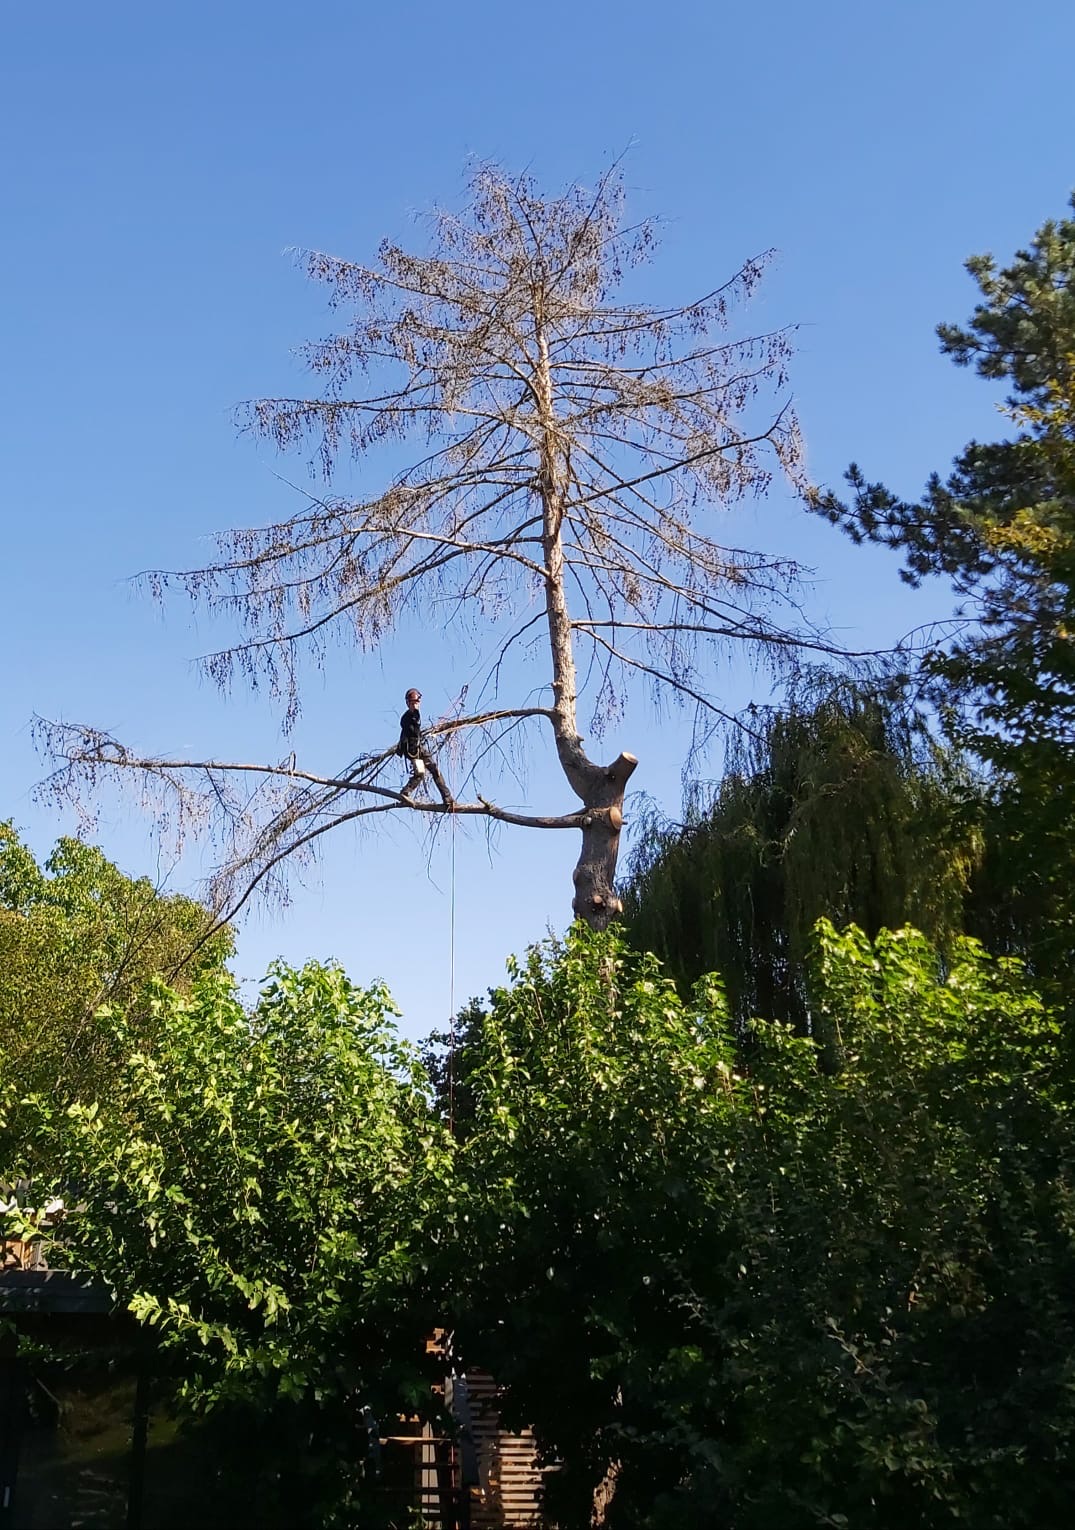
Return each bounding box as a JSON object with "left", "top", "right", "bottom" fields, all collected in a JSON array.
[
  {"left": 446, "top": 922, "right": 1075, "bottom": 1528},
  {"left": 0, "top": 823, "right": 231, "bottom": 1124},
  {"left": 22, "top": 961, "right": 451, "bottom": 1422}
]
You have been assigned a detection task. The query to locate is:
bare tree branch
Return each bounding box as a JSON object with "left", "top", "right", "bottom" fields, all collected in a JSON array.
[{"left": 37, "top": 162, "right": 864, "bottom": 933}]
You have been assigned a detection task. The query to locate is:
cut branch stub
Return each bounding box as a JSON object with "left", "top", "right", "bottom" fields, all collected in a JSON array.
[{"left": 572, "top": 751, "right": 638, "bottom": 930}]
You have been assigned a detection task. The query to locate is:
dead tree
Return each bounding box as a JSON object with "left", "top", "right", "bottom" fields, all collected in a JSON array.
[{"left": 36, "top": 163, "right": 839, "bottom": 933}]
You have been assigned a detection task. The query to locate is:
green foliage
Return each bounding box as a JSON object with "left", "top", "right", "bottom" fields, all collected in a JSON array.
[
  {"left": 818, "top": 199, "right": 1075, "bottom": 748},
  {"left": 12, "top": 902, "right": 1074, "bottom": 1526},
  {"left": 621, "top": 679, "right": 984, "bottom": 1029},
  {"left": 448, "top": 925, "right": 738, "bottom": 1526},
  {"left": 0, "top": 823, "right": 231, "bottom": 1121},
  {"left": 815, "top": 200, "right": 1075, "bottom": 991},
  {"left": 450, "top": 922, "right": 1075, "bottom": 1529},
  {"left": 17, "top": 960, "right": 453, "bottom": 1526}
]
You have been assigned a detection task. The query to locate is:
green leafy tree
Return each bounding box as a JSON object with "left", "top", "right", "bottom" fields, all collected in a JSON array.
[
  {"left": 620, "top": 678, "right": 984, "bottom": 1029},
  {"left": 446, "top": 925, "right": 740, "bottom": 1527},
  {"left": 721, "top": 921, "right": 1075, "bottom": 1530},
  {"left": 448, "top": 923, "right": 1075, "bottom": 1529},
  {"left": 0, "top": 823, "right": 230, "bottom": 1118},
  {"left": 19, "top": 959, "right": 453, "bottom": 1527},
  {"left": 815, "top": 200, "right": 1075, "bottom": 990}
]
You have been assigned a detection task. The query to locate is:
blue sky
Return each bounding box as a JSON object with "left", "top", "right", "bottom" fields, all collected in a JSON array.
[{"left": 3, "top": 0, "right": 1073, "bottom": 1035}]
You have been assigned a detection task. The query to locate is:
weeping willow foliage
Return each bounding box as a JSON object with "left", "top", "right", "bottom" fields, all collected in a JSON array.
[{"left": 621, "top": 679, "right": 986, "bottom": 1031}]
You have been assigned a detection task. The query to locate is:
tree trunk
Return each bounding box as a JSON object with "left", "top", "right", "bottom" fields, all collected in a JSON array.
[
  {"left": 572, "top": 751, "right": 638, "bottom": 929},
  {"left": 531, "top": 306, "right": 639, "bottom": 931}
]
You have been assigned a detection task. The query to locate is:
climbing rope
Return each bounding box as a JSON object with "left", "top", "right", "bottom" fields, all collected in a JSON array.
[{"left": 448, "top": 806, "right": 458, "bottom": 1136}]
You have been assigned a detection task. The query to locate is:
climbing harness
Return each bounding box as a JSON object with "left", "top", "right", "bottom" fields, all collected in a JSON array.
[{"left": 399, "top": 688, "right": 427, "bottom": 779}]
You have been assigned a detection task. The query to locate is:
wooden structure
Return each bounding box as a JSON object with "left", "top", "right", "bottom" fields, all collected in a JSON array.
[
  {"left": 1, "top": 1223, "right": 551, "bottom": 1528},
  {"left": 456, "top": 1369, "right": 548, "bottom": 1529},
  {"left": 404, "top": 1366, "right": 549, "bottom": 1528},
  {"left": 0, "top": 1284, "right": 552, "bottom": 1530},
  {"left": 388, "top": 1335, "right": 550, "bottom": 1527}
]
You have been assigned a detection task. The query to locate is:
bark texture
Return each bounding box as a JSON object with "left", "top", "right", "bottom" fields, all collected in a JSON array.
[{"left": 572, "top": 752, "right": 639, "bottom": 928}]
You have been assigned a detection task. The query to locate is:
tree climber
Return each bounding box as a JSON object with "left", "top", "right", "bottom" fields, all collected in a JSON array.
[{"left": 397, "top": 688, "right": 452, "bottom": 805}]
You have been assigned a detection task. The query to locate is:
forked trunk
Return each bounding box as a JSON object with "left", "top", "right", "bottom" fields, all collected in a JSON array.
[
  {"left": 532, "top": 303, "right": 640, "bottom": 930},
  {"left": 572, "top": 751, "right": 638, "bottom": 930}
]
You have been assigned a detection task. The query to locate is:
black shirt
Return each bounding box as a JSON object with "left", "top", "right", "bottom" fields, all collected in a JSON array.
[{"left": 399, "top": 707, "right": 422, "bottom": 756}]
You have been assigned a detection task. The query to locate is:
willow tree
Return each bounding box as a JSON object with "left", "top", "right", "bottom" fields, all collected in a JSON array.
[
  {"left": 37, "top": 164, "right": 827, "bottom": 932},
  {"left": 622, "top": 677, "right": 987, "bottom": 1029}
]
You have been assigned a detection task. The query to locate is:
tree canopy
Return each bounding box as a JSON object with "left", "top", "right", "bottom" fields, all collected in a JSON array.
[
  {"left": 620, "top": 678, "right": 985, "bottom": 1029},
  {"left": 820, "top": 201, "right": 1075, "bottom": 760},
  {"left": 816, "top": 200, "right": 1075, "bottom": 992},
  {"left": 0, "top": 823, "right": 230, "bottom": 1117},
  {"left": 446, "top": 923, "right": 1075, "bottom": 1528},
  {"left": 36, "top": 162, "right": 848, "bottom": 936},
  {"left": 7, "top": 958, "right": 452, "bottom": 1527},
  {"left": 10, "top": 917, "right": 1075, "bottom": 1527}
]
